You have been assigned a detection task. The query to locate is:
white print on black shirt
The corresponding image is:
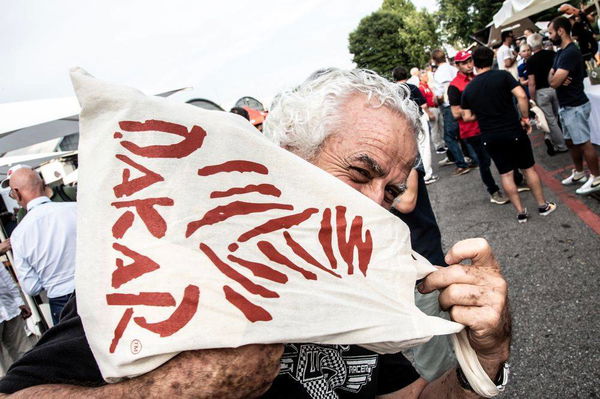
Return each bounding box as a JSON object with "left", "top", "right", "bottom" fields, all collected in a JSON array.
[{"left": 279, "top": 344, "right": 378, "bottom": 399}]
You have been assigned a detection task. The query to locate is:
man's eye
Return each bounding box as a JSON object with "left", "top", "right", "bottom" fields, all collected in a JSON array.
[
  {"left": 349, "top": 167, "right": 371, "bottom": 181},
  {"left": 384, "top": 185, "right": 406, "bottom": 202}
]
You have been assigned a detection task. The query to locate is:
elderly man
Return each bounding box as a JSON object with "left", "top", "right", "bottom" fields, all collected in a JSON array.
[
  {"left": 3, "top": 167, "right": 77, "bottom": 325},
  {"left": 0, "top": 69, "right": 510, "bottom": 398}
]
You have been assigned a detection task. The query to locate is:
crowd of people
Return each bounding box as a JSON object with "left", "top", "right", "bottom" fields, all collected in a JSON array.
[
  {"left": 0, "top": 7, "right": 597, "bottom": 399},
  {"left": 396, "top": 15, "right": 600, "bottom": 223}
]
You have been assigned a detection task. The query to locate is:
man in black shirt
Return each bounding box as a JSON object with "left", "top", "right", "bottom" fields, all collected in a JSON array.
[
  {"left": 461, "top": 46, "right": 557, "bottom": 223},
  {"left": 526, "top": 33, "right": 568, "bottom": 154},
  {"left": 549, "top": 16, "right": 600, "bottom": 195}
]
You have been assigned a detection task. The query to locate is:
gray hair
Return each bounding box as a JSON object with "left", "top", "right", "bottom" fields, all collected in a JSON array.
[
  {"left": 527, "top": 33, "right": 544, "bottom": 50},
  {"left": 264, "top": 69, "right": 420, "bottom": 160},
  {"left": 519, "top": 43, "right": 531, "bottom": 52}
]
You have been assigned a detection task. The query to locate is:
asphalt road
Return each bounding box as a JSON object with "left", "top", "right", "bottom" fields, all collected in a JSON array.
[{"left": 426, "top": 130, "right": 600, "bottom": 398}]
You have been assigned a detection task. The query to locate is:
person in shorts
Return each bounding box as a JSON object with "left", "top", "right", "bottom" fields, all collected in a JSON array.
[
  {"left": 448, "top": 50, "right": 509, "bottom": 205},
  {"left": 548, "top": 16, "right": 600, "bottom": 195},
  {"left": 461, "top": 46, "right": 557, "bottom": 223}
]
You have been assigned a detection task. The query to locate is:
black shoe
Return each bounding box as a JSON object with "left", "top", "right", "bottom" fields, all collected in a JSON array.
[
  {"left": 517, "top": 209, "right": 529, "bottom": 223},
  {"left": 545, "top": 138, "right": 556, "bottom": 156}
]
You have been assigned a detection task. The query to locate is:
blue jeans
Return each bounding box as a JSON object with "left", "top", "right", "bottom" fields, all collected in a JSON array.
[
  {"left": 441, "top": 106, "right": 467, "bottom": 168},
  {"left": 49, "top": 293, "right": 73, "bottom": 325},
  {"left": 466, "top": 135, "right": 499, "bottom": 195}
]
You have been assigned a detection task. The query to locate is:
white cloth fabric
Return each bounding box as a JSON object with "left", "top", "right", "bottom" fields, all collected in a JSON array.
[
  {"left": 433, "top": 63, "right": 458, "bottom": 107},
  {"left": 418, "top": 113, "right": 433, "bottom": 179},
  {"left": 583, "top": 77, "right": 600, "bottom": 145},
  {"left": 429, "top": 107, "right": 445, "bottom": 149},
  {"left": 71, "top": 67, "right": 467, "bottom": 382},
  {"left": 0, "top": 266, "right": 24, "bottom": 323},
  {"left": 11, "top": 196, "right": 77, "bottom": 299},
  {"left": 497, "top": 45, "right": 519, "bottom": 79}
]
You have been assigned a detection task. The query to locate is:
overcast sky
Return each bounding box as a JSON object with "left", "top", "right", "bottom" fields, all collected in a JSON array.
[{"left": 1, "top": 0, "right": 439, "bottom": 110}]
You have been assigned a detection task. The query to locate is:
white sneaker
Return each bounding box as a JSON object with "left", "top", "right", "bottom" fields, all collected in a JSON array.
[
  {"left": 561, "top": 169, "right": 588, "bottom": 185},
  {"left": 438, "top": 157, "right": 454, "bottom": 167},
  {"left": 424, "top": 175, "right": 439, "bottom": 185},
  {"left": 575, "top": 175, "right": 600, "bottom": 195}
]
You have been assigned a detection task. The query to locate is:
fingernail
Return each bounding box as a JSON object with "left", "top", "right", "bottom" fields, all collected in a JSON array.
[{"left": 416, "top": 282, "right": 425, "bottom": 293}]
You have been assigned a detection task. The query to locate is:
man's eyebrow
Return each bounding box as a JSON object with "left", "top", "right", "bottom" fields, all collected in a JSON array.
[{"left": 351, "top": 154, "right": 386, "bottom": 177}]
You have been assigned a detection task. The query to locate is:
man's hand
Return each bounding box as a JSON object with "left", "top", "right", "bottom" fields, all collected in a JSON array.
[
  {"left": 521, "top": 117, "right": 532, "bottom": 134},
  {"left": 562, "top": 76, "right": 572, "bottom": 86},
  {"left": 418, "top": 238, "right": 510, "bottom": 378},
  {"left": 0, "top": 239, "right": 10, "bottom": 254},
  {"left": 19, "top": 305, "right": 32, "bottom": 319}
]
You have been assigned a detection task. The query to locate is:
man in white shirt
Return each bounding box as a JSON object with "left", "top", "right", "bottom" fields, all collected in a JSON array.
[
  {"left": 0, "top": 265, "right": 34, "bottom": 376},
  {"left": 497, "top": 31, "right": 519, "bottom": 79},
  {"left": 431, "top": 49, "right": 471, "bottom": 175},
  {"left": 3, "top": 166, "right": 77, "bottom": 325}
]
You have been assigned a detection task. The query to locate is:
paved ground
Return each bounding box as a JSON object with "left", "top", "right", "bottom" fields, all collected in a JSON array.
[{"left": 426, "top": 131, "right": 600, "bottom": 398}]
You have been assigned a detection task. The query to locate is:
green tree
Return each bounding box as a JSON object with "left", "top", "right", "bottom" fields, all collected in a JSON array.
[
  {"left": 348, "top": 2, "right": 441, "bottom": 76},
  {"left": 437, "top": 0, "right": 504, "bottom": 45},
  {"left": 348, "top": 11, "right": 406, "bottom": 76}
]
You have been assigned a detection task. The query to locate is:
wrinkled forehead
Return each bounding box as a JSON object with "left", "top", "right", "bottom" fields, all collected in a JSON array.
[{"left": 327, "top": 94, "right": 418, "bottom": 168}]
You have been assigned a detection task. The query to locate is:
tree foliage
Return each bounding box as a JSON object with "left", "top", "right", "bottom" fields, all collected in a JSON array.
[
  {"left": 348, "top": 0, "right": 441, "bottom": 77},
  {"left": 437, "top": 0, "right": 504, "bottom": 45}
]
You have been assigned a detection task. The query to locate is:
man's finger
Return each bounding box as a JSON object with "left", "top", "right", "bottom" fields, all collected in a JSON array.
[
  {"left": 449, "top": 305, "right": 500, "bottom": 334},
  {"left": 444, "top": 238, "right": 498, "bottom": 269},
  {"left": 439, "top": 284, "right": 486, "bottom": 310},
  {"left": 418, "top": 264, "right": 489, "bottom": 294},
  {"left": 438, "top": 283, "right": 506, "bottom": 310}
]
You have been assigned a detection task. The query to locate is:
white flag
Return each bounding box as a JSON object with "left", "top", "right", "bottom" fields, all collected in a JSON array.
[{"left": 71, "top": 68, "right": 463, "bottom": 382}]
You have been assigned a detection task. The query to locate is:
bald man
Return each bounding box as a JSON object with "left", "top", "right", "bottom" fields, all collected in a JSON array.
[{"left": 7, "top": 168, "right": 77, "bottom": 325}]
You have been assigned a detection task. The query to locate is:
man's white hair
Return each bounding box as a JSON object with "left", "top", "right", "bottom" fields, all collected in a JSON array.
[
  {"left": 527, "top": 33, "right": 544, "bottom": 50},
  {"left": 264, "top": 68, "right": 420, "bottom": 160}
]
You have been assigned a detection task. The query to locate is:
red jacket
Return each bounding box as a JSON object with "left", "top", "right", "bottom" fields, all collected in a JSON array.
[
  {"left": 449, "top": 72, "right": 480, "bottom": 139},
  {"left": 418, "top": 82, "right": 436, "bottom": 108}
]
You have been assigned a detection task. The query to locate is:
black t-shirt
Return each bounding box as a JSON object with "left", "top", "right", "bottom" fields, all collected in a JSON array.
[
  {"left": 0, "top": 296, "right": 105, "bottom": 394},
  {"left": 572, "top": 22, "right": 598, "bottom": 61},
  {"left": 0, "top": 297, "right": 420, "bottom": 397},
  {"left": 553, "top": 42, "right": 589, "bottom": 107},
  {"left": 404, "top": 83, "right": 426, "bottom": 115},
  {"left": 390, "top": 170, "right": 446, "bottom": 267},
  {"left": 461, "top": 70, "right": 522, "bottom": 136},
  {"left": 527, "top": 49, "right": 555, "bottom": 90},
  {"left": 407, "top": 83, "right": 426, "bottom": 107},
  {"left": 262, "top": 344, "right": 419, "bottom": 398},
  {"left": 447, "top": 85, "right": 461, "bottom": 107}
]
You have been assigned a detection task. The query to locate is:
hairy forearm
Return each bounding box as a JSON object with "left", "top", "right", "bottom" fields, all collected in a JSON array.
[
  {"left": 1, "top": 344, "right": 284, "bottom": 399},
  {"left": 419, "top": 368, "right": 479, "bottom": 399}
]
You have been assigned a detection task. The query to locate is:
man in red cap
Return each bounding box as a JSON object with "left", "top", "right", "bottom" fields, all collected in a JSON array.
[{"left": 448, "top": 51, "right": 509, "bottom": 205}]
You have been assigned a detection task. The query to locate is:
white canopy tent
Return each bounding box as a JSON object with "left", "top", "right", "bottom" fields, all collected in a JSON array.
[
  {"left": 493, "top": 0, "right": 567, "bottom": 27},
  {"left": 0, "top": 88, "right": 188, "bottom": 155},
  {"left": 0, "top": 151, "right": 75, "bottom": 177}
]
